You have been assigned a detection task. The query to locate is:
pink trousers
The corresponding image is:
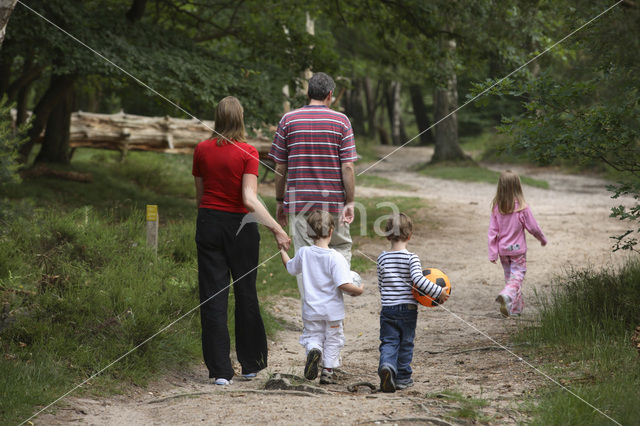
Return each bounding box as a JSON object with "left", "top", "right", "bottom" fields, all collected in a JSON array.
[{"left": 499, "top": 254, "right": 527, "bottom": 315}]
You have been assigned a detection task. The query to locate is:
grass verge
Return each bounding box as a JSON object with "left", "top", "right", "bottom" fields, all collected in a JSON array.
[
  {"left": 356, "top": 174, "right": 408, "bottom": 190},
  {"left": 417, "top": 162, "right": 549, "bottom": 189},
  {"left": 0, "top": 149, "right": 298, "bottom": 424},
  {"left": 516, "top": 261, "right": 640, "bottom": 425}
]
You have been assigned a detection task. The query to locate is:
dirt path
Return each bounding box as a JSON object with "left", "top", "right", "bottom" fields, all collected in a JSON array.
[{"left": 38, "top": 147, "right": 631, "bottom": 425}]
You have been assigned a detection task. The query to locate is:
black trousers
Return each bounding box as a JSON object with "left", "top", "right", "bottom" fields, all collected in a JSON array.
[{"left": 196, "top": 208, "right": 267, "bottom": 380}]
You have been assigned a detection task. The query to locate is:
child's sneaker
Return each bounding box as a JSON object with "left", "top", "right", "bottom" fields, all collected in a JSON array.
[
  {"left": 496, "top": 294, "right": 512, "bottom": 317},
  {"left": 378, "top": 366, "right": 396, "bottom": 393},
  {"left": 319, "top": 368, "right": 337, "bottom": 384},
  {"left": 304, "top": 348, "right": 321, "bottom": 380},
  {"left": 213, "top": 378, "right": 233, "bottom": 386},
  {"left": 395, "top": 378, "right": 413, "bottom": 390}
]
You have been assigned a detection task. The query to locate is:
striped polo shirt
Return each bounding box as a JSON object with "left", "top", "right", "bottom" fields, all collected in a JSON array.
[
  {"left": 269, "top": 105, "right": 357, "bottom": 214},
  {"left": 377, "top": 250, "right": 442, "bottom": 306}
]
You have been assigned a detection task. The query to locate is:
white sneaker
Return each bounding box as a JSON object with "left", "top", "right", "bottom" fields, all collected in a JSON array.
[
  {"left": 496, "top": 295, "right": 512, "bottom": 317},
  {"left": 214, "top": 378, "right": 233, "bottom": 386}
]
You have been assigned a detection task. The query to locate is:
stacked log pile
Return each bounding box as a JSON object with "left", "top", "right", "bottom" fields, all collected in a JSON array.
[{"left": 68, "top": 111, "right": 272, "bottom": 159}]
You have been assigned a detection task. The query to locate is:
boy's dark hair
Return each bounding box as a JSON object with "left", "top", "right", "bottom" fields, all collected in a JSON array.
[
  {"left": 307, "top": 72, "right": 335, "bottom": 101},
  {"left": 385, "top": 213, "right": 413, "bottom": 241},
  {"left": 307, "top": 210, "right": 335, "bottom": 240}
]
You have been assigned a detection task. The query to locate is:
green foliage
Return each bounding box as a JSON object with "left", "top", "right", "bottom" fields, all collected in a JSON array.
[
  {"left": 5, "top": 1, "right": 338, "bottom": 128},
  {"left": 488, "top": 2, "right": 640, "bottom": 250},
  {"left": 516, "top": 260, "right": 640, "bottom": 425},
  {"left": 0, "top": 207, "right": 202, "bottom": 424},
  {"left": 0, "top": 97, "right": 28, "bottom": 188},
  {"left": 0, "top": 97, "right": 29, "bottom": 220}
]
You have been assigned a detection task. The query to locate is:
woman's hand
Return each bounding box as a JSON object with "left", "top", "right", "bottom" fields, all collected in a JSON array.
[
  {"left": 275, "top": 229, "right": 291, "bottom": 251},
  {"left": 242, "top": 174, "right": 291, "bottom": 251}
]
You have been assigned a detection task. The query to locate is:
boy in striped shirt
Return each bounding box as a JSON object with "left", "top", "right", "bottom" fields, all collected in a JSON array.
[{"left": 377, "top": 213, "right": 449, "bottom": 393}]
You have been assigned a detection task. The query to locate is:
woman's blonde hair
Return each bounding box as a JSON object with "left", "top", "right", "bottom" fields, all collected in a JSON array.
[
  {"left": 492, "top": 170, "right": 527, "bottom": 214},
  {"left": 214, "top": 96, "right": 246, "bottom": 145}
]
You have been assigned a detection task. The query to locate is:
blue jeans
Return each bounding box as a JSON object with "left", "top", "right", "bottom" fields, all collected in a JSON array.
[{"left": 378, "top": 304, "right": 418, "bottom": 384}]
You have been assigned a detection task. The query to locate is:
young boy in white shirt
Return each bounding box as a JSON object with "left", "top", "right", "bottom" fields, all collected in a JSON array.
[{"left": 280, "top": 210, "right": 364, "bottom": 384}]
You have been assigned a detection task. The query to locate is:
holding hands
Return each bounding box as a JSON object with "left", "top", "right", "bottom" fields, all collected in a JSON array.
[{"left": 274, "top": 228, "right": 291, "bottom": 251}]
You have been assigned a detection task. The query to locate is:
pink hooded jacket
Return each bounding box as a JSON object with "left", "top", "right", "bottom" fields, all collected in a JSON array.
[{"left": 488, "top": 203, "right": 547, "bottom": 262}]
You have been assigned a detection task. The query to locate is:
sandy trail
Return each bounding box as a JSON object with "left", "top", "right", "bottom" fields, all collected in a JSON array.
[{"left": 38, "top": 146, "right": 631, "bottom": 425}]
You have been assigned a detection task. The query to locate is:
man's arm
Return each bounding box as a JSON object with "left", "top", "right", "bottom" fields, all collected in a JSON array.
[
  {"left": 340, "top": 162, "right": 355, "bottom": 224},
  {"left": 275, "top": 163, "right": 288, "bottom": 227}
]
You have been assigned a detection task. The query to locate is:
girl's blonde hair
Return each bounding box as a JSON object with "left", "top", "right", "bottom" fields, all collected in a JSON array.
[
  {"left": 492, "top": 170, "right": 527, "bottom": 214},
  {"left": 214, "top": 96, "right": 246, "bottom": 145}
]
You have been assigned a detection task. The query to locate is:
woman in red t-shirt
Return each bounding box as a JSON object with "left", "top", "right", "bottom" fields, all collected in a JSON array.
[{"left": 193, "top": 96, "right": 290, "bottom": 385}]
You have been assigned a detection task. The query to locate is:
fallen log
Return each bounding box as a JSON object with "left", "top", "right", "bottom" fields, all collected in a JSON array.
[{"left": 67, "top": 110, "right": 273, "bottom": 158}]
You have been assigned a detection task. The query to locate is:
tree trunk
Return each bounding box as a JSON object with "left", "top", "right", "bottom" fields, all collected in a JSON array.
[
  {"left": 399, "top": 115, "right": 408, "bottom": 144},
  {"left": 0, "top": 51, "right": 11, "bottom": 94},
  {"left": 7, "top": 64, "right": 42, "bottom": 100},
  {"left": 386, "top": 81, "right": 402, "bottom": 145},
  {"left": 0, "top": 0, "right": 17, "bottom": 47},
  {"left": 377, "top": 101, "right": 389, "bottom": 145},
  {"left": 15, "top": 81, "right": 29, "bottom": 124},
  {"left": 431, "top": 39, "right": 466, "bottom": 163},
  {"left": 363, "top": 77, "right": 378, "bottom": 139},
  {"left": 126, "top": 0, "right": 147, "bottom": 22},
  {"left": 409, "top": 84, "right": 433, "bottom": 145},
  {"left": 344, "top": 80, "right": 365, "bottom": 135},
  {"left": 19, "top": 74, "right": 76, "bottom": 163},
  {"left": 36, "top": 85, "right": 74, "bottom": 164},
  {"left": 6, "top": 51, "right": 41, "bottom": 101}
]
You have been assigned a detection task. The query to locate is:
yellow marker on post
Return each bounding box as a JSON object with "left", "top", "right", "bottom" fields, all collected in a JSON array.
[{"left": 146, "top": 205, "right": 158, "bottom": 254}]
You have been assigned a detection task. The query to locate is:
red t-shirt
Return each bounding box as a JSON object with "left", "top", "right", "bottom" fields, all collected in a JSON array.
[{"left": 192, "top": 138, "right": 259, "bottom": 213}]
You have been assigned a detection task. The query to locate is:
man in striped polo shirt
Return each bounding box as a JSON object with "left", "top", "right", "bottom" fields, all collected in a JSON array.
[{"left": 269, "top": 72, "right": 357, "bottom": 270}]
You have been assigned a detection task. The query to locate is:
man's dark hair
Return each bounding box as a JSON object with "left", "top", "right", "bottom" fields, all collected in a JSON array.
[{"left": 307, "top": 72, "right": 336, "bottom": 101}]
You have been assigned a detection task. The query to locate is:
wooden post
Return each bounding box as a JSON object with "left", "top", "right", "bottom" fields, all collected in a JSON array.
[{"left": 146, "top": 205, "right": 158, "bottom": 255}]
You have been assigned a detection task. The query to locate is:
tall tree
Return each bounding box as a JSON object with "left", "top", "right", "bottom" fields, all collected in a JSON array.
[
  {"left": 495, "top": 0, "right": 639, "bottom": 249},
  {"left": 0, "top": 0, "right": 16, "bottom": 47},
  {"left": 432, "top": 37, "right": 466, "bottom": 162},
  {"left": 4, "top": 0, "right": 332, "bottom": 165},
  {"left": 323, "top": 0, "right": 531, "bottom": 161},
  {"left": 409, "top": 84, "right": 433, "bottom": 145}
]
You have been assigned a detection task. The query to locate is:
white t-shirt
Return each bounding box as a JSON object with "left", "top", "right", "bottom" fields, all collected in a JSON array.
[{"left": 286, "top": 245, "right": 352, "bottom": 321}]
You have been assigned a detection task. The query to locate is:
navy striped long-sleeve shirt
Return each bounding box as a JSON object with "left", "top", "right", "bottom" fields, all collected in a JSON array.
[{"left": 377, "top": 250, "right": 442, "bottom": 306}]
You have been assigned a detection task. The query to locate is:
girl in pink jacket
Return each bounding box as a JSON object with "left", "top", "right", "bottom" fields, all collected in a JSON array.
[{"left": 488, "top": 171, "right": 547, "bottom": 317}]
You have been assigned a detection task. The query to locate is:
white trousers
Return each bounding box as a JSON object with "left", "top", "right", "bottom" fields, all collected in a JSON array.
[{"left": 299, "top": 319, "right": 345, "bottom": 369}]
